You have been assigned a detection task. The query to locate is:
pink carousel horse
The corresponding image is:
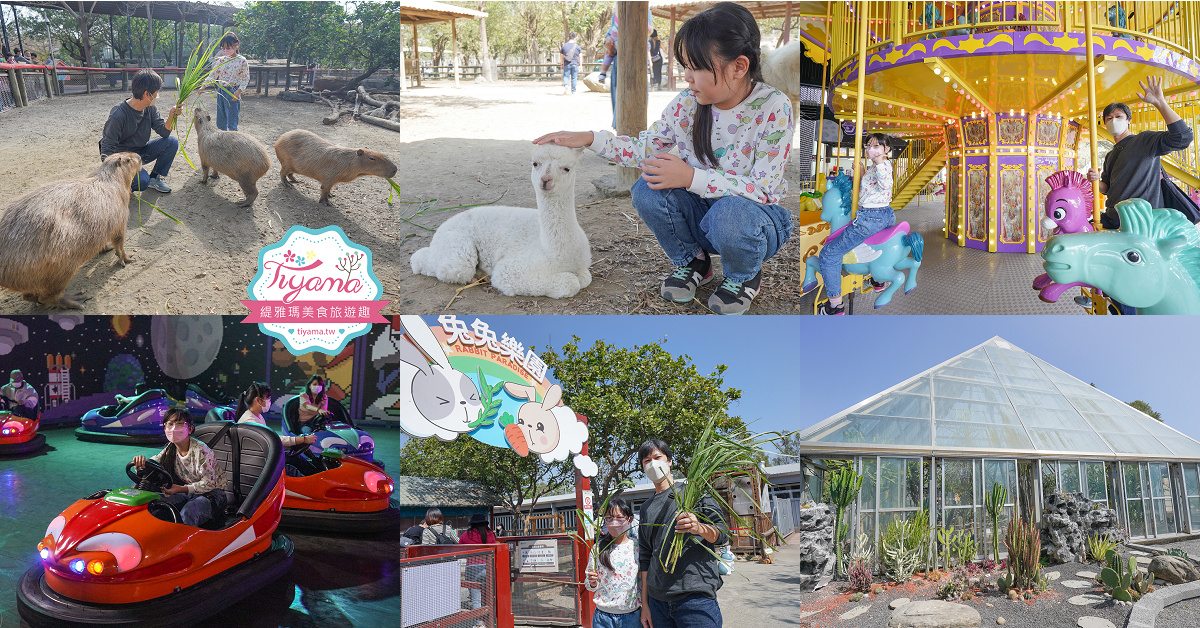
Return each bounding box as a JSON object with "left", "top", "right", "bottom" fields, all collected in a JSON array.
[{"left": 1033, "top": 170, "right": 1095, "bottom": 302}]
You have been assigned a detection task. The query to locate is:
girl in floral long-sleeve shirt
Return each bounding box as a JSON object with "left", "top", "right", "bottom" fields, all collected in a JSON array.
[
  {"left": 536, "top": 3, "right": 793, "bottom": 315},
  {"left": 208, "top": 32, "right": 250, "bottom": 131},
  {"left": 585, "top": 498, "right": 641, "bottom": 628},
  {"left": 131, "top": 409, "right": 228, "bottom": 527}
]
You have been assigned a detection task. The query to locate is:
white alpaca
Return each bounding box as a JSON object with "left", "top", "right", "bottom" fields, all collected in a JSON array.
[
  {"left": 761, "top": 41, "right": 803, "bottom": 103},
  {"left": 410, "top": 143, "right": 592, "bottom": 299}
]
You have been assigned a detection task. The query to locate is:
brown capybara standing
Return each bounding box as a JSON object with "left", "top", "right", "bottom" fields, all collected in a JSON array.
[
  {"left": 274, "top": 129, "right": 398, "bottom": 206},
  {"left": 193, "top": 103, "right": 270, "bottom": 206},
  {"left": 0, "top": 152, "right": 142, "bottom": 309}
]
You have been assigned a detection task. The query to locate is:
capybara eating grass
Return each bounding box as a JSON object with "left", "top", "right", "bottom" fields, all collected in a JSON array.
[
  {"left": 273, "top": 129, "right": 398, "bottom": 206},
  {"left": 193, "top": 103, "right": 271, "bottom": 206},
  {"left": 0, "top": 152, "right": 142, "bottom": 309}
]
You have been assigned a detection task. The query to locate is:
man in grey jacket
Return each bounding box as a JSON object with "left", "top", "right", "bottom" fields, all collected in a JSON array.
[
  {"left": 1088, "top": 75, "right": 1194, "bottom": 229},
  {"left": 99, "top": 69, "right": 182, "bottom": 193},
  {"left": 637, "top": 438, "right": 728, "bottom": 628}
]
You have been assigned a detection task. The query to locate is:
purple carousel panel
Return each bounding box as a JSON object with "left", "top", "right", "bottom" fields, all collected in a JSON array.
[
  {"left": 964, "top": 156, "right": 990, "bottom": 250},
  {"left": 962, "top": 117, "right": 990, "bottom": 147},
  {"left": 997, "top": 156, "right": 1027, "bottom": 251},
  {"left": 1035, "top": 115, "right": 1063, "bottom": 148},
  {"left": 948, "top": 157, "right": 962, "bottom": 236},
  {"left": 996, "top": 113, "right": 1028, "bottom": 146}
]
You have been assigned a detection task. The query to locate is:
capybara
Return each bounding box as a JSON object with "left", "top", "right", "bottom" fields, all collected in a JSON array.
[
  {"left": 0, "top": 152, "right": 142, "bottom": 309},
  {"left": 274, "top": 129, "right": 398, "bottom": 206},
  {"left": 193, "top": 103, "right": 271, "bottom": 206}
]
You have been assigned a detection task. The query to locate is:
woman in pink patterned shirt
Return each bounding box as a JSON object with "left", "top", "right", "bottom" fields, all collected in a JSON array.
[{"left": 208, "top": 32, "right": 250, "bottom": 131}]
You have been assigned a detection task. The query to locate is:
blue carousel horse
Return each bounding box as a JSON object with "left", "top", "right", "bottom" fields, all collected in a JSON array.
[{"left": 802, "top": 169, "right": 924, "bottom": 309}]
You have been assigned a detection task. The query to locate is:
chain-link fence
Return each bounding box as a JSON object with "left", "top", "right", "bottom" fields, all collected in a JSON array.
[{"left": 0, "top": 75, "right": 15, "bottom": 111}]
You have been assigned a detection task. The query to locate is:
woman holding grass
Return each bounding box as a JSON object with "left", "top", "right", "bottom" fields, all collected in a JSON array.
[
  {"left": 208, "top": 32, "right": 250, "bottom": 131},
  {"left": 636, "top": 439, "right": 728, "bottom": 628},
  {"left": 586, "top": 497, "right": 641, "bottom": 628}
]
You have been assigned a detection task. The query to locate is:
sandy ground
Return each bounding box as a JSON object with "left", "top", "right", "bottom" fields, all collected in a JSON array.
[{"left": 0, "top": 90, "right": 411, "bottom": 314}]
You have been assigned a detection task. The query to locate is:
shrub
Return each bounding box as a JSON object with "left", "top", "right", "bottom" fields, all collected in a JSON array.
[
  {"left": 1087, "top": 533, "right": 1118, "bottom": 563},
  {"left": 1003, "top": 517, "right": 1042, "bottom": 592},
  {"left": 880, "top": 514, "right": 927, "bottom": 583},
  {"left": 849, "top": 559, "right": 873, "bottom": 593}
]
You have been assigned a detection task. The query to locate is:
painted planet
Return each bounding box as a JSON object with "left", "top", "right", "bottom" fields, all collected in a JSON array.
[{"left": 151, "top": 316, "right": 223, "bottom": 380}]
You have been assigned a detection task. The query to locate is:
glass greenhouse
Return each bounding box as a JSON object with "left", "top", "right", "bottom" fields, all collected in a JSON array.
[{"left": 793, "top": 337, "right": 1200, "bottom": 554}]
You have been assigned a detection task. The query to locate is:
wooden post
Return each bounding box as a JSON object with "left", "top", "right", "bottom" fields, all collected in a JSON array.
[
  {"left": 1083, "top": 2, "right": 1102, "bottom": 225},
  {"left": 850, "top": 0, "right": 870, "bottom": 214},
  {"left": 6, "top": 65, "right": 20, "bottom": 106},
  {"left": 147, "top": 3, "right": 153, "bottom": 67},
  {"left": 451, "top": 17, "right": 459, "bottom": 88},
  {"left": 41, "top": 65, "right": 52, "bottom": 98},
  {"left": 616, "top": 2, "right": 649, "bottom": 190},
  {"left": 398, "top": 20, "right": 408, "bottom": 92},
  {"left": 413, "top": 23, "right": 422, "bottom": 87},
  {"left": 13, "top": 67, "right": 26, "bottom": 106},
  {"left": 782, "top": 2, "right": 794, "bottom": 44},
  {"left": 667, "top": 8, "right": 676, "bottom": 90}
]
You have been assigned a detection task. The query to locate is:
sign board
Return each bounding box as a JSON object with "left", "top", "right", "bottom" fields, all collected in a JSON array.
[
  {"left": 385, "top": 315, "right": 595, "bottom": 477},
  {"left": 517, "top": 539, "right": 561, "bottom": 573},
  {"left": 581, "top": 489, "right": 596, "bottom": 540}
]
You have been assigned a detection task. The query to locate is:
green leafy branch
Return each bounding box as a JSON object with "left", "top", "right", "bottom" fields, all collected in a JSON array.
[{"left": 467, "top": 369, "right": 505, "bottom": 429}]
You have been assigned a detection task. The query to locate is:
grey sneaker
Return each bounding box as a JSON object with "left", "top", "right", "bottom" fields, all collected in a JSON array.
[
  {"left": 660, "top": 255, "right": 713, "bottom": 303},
  {"left": 707, "top": 271, "right": 762, "bottom": 315},
  {"left": 147, "top": 177, "right": 171, "bottom": 193}
]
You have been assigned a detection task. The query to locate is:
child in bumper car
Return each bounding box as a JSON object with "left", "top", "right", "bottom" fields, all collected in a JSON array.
[{"left": 131, "top": 408, "right": 228, "bottom": 527}]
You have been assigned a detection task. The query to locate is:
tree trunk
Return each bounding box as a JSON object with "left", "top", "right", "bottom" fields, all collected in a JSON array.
[
  {"left": 147, "top": 4, "right": 153, "bottom": 67},
  {"left": 477, "top": 1, "right": 493, "bottom": 81}
]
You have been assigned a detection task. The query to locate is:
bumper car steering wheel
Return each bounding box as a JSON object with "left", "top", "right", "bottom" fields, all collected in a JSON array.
[{"left": 125, "top": 460, "right": 183, "bottom": 524}]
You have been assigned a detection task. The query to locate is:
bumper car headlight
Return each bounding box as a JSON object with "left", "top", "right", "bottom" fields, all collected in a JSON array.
[{"left": 69, "top": 559, "right": 86, "bottom": 574}]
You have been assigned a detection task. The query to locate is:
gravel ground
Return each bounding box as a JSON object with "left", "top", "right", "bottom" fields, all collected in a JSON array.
[
  {"left": 717, "top": 539, "right": 1145, "bottom": 628},
  {"left": 1155, "top": 595, "right": 1200, "bottom": 628}
]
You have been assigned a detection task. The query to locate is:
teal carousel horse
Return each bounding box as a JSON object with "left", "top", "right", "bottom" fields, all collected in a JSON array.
[
  {"left": 1042, "top": 198, "right": 1200, "bottom": 314},
  {"left": 801, "top": 169, "right": 924, "bottom": 309}
]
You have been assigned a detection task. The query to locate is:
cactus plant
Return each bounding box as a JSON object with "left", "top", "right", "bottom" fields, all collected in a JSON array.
[
  {"left": 984, "top": 481, "right": 1008, "bottom": 563},
  {"left": 1003, "top": 516, "right": 1042, "bottom": 593},
  {"left": 828, "top": 466, "right": 863, "bottom": 577},
  {"left": 1100, "top": 549, "right": 1138, "bottom": 602}
]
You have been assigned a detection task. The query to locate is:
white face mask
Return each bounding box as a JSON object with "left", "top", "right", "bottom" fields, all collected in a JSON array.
[
  {"left": 644, "top": 458, "right": 671, "bottom": 483},
  {"left": 1106, "top": 117, "right": 1129, "bottom": 137},
  {"left": 866, "top": 145, "right": 885, "bottom": 159},
  {"left": 606, "top": 520, "right": 631, "bottom": 537},
  {"left": 310, "top": 385, "right": 322, "bottom": 394}
]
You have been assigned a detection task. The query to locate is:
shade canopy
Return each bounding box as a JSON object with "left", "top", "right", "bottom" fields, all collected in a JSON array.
[
  {"left": 9, "top": 2, "right": 239, "bottom": 25},
  {"left": 796, "top": 337, "right": 1200, "bottom": 461},
  {"left": 397, "top": 0, "right": 487, "bottom": 25}
]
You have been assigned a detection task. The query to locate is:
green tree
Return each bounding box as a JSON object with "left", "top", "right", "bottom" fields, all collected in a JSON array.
[
  {"left": 317, "top": 1, "right": 411, "bottom": 91},
  {"left": 540, "top": 337, "right": 744, "bottom": 511},
  {"left": 236, "top": 1, "right": 343, "bottom": 73},
  {"left": 393, "top": 433, "right": 574, "bottom": 531},
  {"left": 768, "top": 432, "right": 805, "bottom": 466},
  {"left": 1127, "top": 399, "right": 1163, "bottom": 422}
]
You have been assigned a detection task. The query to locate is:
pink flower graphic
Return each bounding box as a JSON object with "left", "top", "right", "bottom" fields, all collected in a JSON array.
[{"left": 283, "top": 250, "right": 296, "bottom": 263}]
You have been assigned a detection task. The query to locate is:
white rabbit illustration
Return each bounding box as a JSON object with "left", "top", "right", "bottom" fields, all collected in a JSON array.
[
  {"left": 389, "top": 315, "right": 483, "bottom": 441},
  {"left": 502, "top": 382, "right": 588, "bottom": 463}
]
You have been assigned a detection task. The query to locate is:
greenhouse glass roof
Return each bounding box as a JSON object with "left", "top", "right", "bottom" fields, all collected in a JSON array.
[{"left": 796, "top": 337, "right": 1200, "bottom": 460}]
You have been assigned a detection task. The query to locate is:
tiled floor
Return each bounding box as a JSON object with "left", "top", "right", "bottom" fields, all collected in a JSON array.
[
  {"left": 798, "top": 197, "right": 1084, "bottom": 315},
  {"left": 0, "top": 425, "right": 404, "bottom": 627}
]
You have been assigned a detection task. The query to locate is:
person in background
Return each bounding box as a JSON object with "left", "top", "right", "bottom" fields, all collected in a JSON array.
[
  {"left": 459, "top": 513, "right": 496, "bottom": 613},
  {"left": 13, "top": 48, "right": 29, "bottom": 63},
  {"left": 421, "top": 508, "right": 460, "bottom": 544},
  {"left": 297, "top": 374, "right": 333, "bottom": 430},
  {"left": 650, "top": 29, "right": 664, "bottom": 90},
  {"left": 1, "top": 369, "right": 38, "bottom": 419},
  {"left": 561, "top": 32, "right": 582, "bottom": 95}
]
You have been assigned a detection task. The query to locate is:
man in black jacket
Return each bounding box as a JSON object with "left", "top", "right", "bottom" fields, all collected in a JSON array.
[
  {"left": 637, "top": 439, "right": 728, "bottom": 628},
  {"left": 100, "top": 69, "right": 182, "bottom": 193}
]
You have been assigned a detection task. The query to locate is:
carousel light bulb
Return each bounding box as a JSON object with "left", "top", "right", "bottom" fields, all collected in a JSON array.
[
  {"left": 934, "top": 67, "right": 942, "bottom": 75},
  {"left": 1097, "top": 65, "right": 1106, "bottom": 73},
  {"left": 944, "top": 76, "right": 951, "bottom": 82}
]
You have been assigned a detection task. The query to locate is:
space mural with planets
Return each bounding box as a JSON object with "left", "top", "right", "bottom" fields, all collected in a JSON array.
[{"left": 0, "top": 316, "right": 267, "bottom": 425}]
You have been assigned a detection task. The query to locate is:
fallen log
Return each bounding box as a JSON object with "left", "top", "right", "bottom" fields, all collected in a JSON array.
[
  {"left": 276, "top": 90, "right": 315, "bottom": 102},
  {"left": 358, "top": 111, "right": 402, "bottom": 132},
  {"left": 315, "top": 93, "right": 350, "bottom": 125},
  {"left": 357, "top": 85, "right": 401, "bottom": 113}
]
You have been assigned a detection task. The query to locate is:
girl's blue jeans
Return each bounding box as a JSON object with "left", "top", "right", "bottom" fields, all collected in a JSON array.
[
  {"left": 217, "top": 90, "right": 241, "bottom": 131},
  {"left": 593, "top": 608, "right": 642, "bottom": 628},
  {"left": 818, "top": 206, "right": 895, "bottom": 294},
  {"left": 631, "top": 178, "right": 793, "bottom": 283}
]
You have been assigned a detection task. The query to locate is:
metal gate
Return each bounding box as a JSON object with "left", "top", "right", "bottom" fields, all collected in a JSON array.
[{"left": 504, "top": 535, "right": 585, "bottom": 626}]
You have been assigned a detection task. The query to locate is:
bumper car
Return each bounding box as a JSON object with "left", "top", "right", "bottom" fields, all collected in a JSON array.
[
  {"left": 0, "top": 409, "right": 46, "bottom": 455},
  {"left": 279, "top": 447, "right": 400, "bottom": 533},
  {"left": 76, "top": 388, "right": 170, "bottom": 445},
  {"left": 18, "top": 422, "right": 293, "bottom": 628},
  {"left": 282, "top": 396, "right": 380, "bottom": 467},
  {"left": 185, "top": 384, "right": 237, "bottom": 423}
]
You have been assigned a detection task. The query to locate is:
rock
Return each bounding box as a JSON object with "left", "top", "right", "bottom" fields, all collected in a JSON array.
[
  {"left": 841, "top": 605, "right": 869, "bottom": 620},
  {"left": 581, "top": 71, "right": 609, "bottom": 93},
  {"left": 887, "top": 601, "right": 981, "bottom": 627},
  {"left": 796, "top": 610, "right": 819, "bottom": 619},
  {"left": 1060, "top": 579, "right": 1093, "bottom": 589},
  {"left": 1076, "top": 570, "right": 1098, "bottom": 579},
  {"left": 1044, "top": 571, "right": 1061, "bottom": 580},
  {"left": 1135, "top": 556, "right": 1151, "bottom": 565},
  {"left": 968, "top": 577, "right": 980, "bottom": 588},
  {"left": 1148, "top": 555, "right": 1200, "bottom": 584},
  {"left": 1039, "top": 493, "right": 1125, "bottom": 563},
  {"left": 1130, "top": 550, "right": 1150, "bottom": 556},
  {"left": 997, "top": 619, "right": 1005, "bottom": 625},
  {"left": 1068, "top": 593, "right": 1107, "bottom": 606},
  {"left": 790, "top": 502, "right": 836, "bottom": 592},
  {"left": 890, "top": 598, "right": 911, "bottom": 610},
  {"left": 591, "top": 174, "right": 632, "bottom": 198},
  {"left": 1077, "top": 617, "right": 1116, "bottom": 628}
]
